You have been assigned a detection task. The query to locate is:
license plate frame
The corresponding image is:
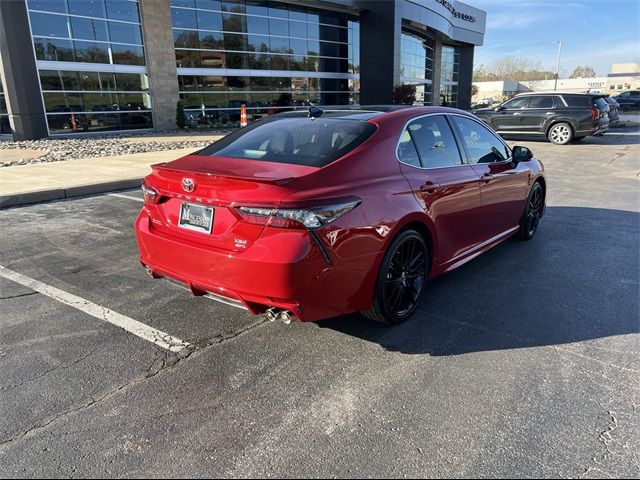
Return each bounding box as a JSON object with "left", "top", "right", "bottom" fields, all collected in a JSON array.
[{"left": 178, "top": 202, "right": 214, "bottom": 234}]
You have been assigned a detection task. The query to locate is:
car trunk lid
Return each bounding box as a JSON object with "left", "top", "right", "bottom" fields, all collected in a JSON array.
[{"left": 145, "top": 154, "right": 320, "bottom": 252}]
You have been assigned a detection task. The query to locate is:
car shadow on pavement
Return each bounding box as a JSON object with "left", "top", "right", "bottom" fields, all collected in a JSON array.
[{"left": 317, "top": 206, "right": 640, "bottom": 355}]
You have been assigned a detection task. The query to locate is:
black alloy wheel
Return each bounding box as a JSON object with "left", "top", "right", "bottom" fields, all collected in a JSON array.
[
  {"left": 519, "top": 182, "right": 544, "bottom": 240},
  {"left": 363, "top": 230, "right": 429, "bottom": 324}
]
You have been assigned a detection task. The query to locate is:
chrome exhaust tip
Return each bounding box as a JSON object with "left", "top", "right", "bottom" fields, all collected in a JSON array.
[
  {"left": 280, "top": 311, "right": 292, "bottom": 325},
  {"left": 265, "top": 307, "right": 279, "bottom": 322}
]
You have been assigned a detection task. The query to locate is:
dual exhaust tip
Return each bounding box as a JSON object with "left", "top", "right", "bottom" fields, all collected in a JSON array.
[{"left": 265, "top": 307, "right": 294, "bottom": 324}]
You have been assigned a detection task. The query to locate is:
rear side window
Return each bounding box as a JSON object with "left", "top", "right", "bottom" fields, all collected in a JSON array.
[
  {"left": 198, "top": 117, "right": 377, "bottom": 167},
  {"left": 399, "top": 115, "right": 462, "bottom": 168},
  {"left": 529, "top": 96, "right": 555, "bottom": 108},
  {"left": 563, "top": 96, "right": 590, "bottom": 107}
]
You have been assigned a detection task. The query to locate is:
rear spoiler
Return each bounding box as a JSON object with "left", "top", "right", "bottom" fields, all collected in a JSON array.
[{"left": 151, "top": 155, "right": 320, "bottom": 186}]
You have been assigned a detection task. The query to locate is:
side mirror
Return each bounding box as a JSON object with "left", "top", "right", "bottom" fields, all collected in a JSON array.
[
  {"left": 512, "top": 146, "right": 533, "bottom": 163},
  {"left": 495, "top": 105, "right": 506, "bottom": 112}
]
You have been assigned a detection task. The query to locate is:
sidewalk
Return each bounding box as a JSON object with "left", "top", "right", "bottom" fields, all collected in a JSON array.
[{"left": 0, "top": 147, "right": 199, "bottom": 208}]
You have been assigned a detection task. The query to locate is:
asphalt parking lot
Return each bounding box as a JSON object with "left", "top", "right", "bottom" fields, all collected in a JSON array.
[{"left": 1, "top": 129, "right": 639, "bottom": 478}]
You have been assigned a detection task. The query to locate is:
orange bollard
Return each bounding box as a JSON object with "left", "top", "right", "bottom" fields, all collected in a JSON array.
[{"left": 240, "top": 104, "right": 248, "bottom": 127}]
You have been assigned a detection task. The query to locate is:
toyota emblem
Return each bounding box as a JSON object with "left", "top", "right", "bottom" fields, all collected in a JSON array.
[{"left": 181, "top": 178, "right": 195, "bottom": 192}]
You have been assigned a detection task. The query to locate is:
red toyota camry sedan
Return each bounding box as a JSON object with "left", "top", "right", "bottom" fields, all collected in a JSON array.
[{"left": 135, "top": 107, "right": 545, "bottom": 324}]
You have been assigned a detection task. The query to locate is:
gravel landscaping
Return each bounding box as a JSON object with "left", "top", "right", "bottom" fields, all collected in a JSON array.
[{"left": 0, "top": 133, "right": 228, "bottom": 167}]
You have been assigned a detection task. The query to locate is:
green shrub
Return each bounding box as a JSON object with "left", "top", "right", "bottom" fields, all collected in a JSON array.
[{"left": 176, "top": 101, "right": 185, "bottom": 129}]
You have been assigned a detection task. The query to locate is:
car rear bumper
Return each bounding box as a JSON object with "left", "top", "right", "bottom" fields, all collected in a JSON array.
[{"left": 135, "top": 212, "right": 378, "bottom": 322}]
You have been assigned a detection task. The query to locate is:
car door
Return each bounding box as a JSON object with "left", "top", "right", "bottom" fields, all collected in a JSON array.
[
  {"left": 491, "top": 96, "right": 531, "bottom": 131},
  {"left": 397, "top": 114, "right": 485, "bottom": 265},
  {"left": 518, "top": 95, "right": 558, "bottom": 132},
  {"left": 450, "top": 114, "right": 529, "bottom": 239}
]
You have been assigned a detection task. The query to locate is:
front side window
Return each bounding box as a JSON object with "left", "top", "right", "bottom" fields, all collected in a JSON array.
[
  {"left": 452, "top": 116, "right": 510, "bottom": 164},
  {"left": 399, "top": 115, "right": 461, "bottom": 168},
  {"left": 502, "top": 97, "right": 530, "bottom": 109}
]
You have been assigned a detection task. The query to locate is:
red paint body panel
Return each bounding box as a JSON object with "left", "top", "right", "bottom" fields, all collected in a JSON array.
[{"left": 134, "top": 107, "right": 546, "bottom": 322}]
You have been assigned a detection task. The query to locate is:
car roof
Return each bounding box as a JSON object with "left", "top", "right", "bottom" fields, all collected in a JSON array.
[
  {"left": 275, "top": 106, "right": 417, "bottom": 121},
  {"left": 275, "top": 106, "right": 473, "bottom": 122}
]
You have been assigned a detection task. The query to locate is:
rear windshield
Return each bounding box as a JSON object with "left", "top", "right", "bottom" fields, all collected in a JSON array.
[
  {"left": 593, "top": 97, "right": 608, "bottom": 109},
  {"left": 197, "top": 117, "right": 377, "bottom": 167}
]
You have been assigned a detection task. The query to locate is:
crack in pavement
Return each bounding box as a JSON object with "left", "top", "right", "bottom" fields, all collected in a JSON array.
[
  {"left": 0, "top": 316, "right": 269, "bottom": 451},
  {"left": 0, "top": 344, "right": 102, "bottom": 393},
  {"left": 0, "top": 291, "right": 38, "bottom": 300}
]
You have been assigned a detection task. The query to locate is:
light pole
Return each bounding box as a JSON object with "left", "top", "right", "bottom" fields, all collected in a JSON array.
[{"left": 553, "top": 41, "right": 562, "bottom": 91}]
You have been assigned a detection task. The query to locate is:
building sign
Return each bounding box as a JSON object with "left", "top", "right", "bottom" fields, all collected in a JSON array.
[{"left": 435, "top": 0, "right": 476, "bottom": 23}]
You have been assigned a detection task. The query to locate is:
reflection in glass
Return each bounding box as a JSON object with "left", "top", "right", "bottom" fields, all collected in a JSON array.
[
  {"left": 111, "top": 44, "right": 145, "bottom": 65},
  {"left": 71, "top": 17, "right": 110, "bottom": 42}
]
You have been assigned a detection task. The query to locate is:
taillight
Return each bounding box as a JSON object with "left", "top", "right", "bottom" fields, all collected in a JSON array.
[
  {"left": 589, "top": 106, "right": 599, "bottom": 121},
  {"left": 141, "top": 183, "right": 158, "bottom": 204},
  {"left": 236, "top": 198, "right": 361, "bottom": 229}
]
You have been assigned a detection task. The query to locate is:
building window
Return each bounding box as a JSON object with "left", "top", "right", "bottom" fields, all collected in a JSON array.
[
  {"left": 28, "top": 0, "right": 146, "bottom": 66},
  {"left": 39, "top": 70, "right": 152, "bottom": 133},
  {"left": 440, "top": 44, "right": 459, "bottom": 107},
  {"left": 399, "top": 31, "right": 434, "bottom": 105},
  {"left": 27, "top": 0, "right": 151, "bottom": 134},
  {"left": 0, "top": 76, "right": 10, "bottom": 134},
  {"left": 170, "top": 0, "right": 359, "bottom": 117}
]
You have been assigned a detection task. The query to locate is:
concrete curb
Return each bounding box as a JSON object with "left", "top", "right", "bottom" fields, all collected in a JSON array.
[{"left": 0, "top": 178, "right": 143, "bottom": 209}]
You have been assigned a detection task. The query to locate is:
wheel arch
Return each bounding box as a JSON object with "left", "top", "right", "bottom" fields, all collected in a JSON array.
[
  {"left": 532, "top": 175, "right": 547, "bottom": 216},
  {"left": 384, "top": 214, "right": 437, "bottom": 270},
  {"left": 545, "top": 118, "right": 577, "bottom": 135}
]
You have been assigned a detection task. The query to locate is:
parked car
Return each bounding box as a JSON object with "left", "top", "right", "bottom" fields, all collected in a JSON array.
[
  {"left": 603, "top": 95, "right": 620, "bottom": 125},
  {"left": 472, "top": 92, "right": 609, "bottom": 145},
  {"left": 135, "top": 107, "right": 546, "bottom": 324},
  {"left": 612, "top": 90, "right": 640, "bottom": 110},
  {"left": 47, "top": 105, "right": 89, "bottom": 131}
]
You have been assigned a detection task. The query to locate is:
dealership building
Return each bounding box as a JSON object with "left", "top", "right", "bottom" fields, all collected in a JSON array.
[{"left": 0, "top": 0, "right": 486, "bottom": 140}]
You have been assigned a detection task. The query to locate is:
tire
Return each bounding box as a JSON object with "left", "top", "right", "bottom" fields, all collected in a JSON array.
[
  {"left": 363, "top": 230, "right": 430, "bottom": 324},
  {"left": 518, "top": 182, "right": 544, "bottom": 240},
  {"left": 547, "top": 122, "right": 574, "bottom": 145}
]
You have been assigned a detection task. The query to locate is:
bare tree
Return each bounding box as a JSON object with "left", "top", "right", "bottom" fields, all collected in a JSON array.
[
  {"left": 489, "top": 56, "right": 542, "bottom": 81},
  {"left": 569, "top": 66, "right": 597, "bottom": 78}
]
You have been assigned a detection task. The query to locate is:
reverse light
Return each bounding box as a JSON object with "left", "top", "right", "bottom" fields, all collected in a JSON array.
[
  {"left": 237, "top": 198, "right": 361, "bottom": 229},
  {"left": 141, "top": 183, "right": 158, "bottom": 203}
]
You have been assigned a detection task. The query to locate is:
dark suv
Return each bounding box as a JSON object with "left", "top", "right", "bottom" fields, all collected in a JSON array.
[
  {"left": 472, "top": 93, "right": 609, "bottom": 145},
  {"left": 612, "top": 90, "right": 640, "bottom": 109}
]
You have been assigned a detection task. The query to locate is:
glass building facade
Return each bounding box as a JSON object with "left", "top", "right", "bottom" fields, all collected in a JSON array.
[
  {"left": 0, "top": 0, "right": 484, "bottom": 139},
  {"left": 439, "top": 45, "right": 460, "bottom": 107},
  {"left": 26, "top": 0, "right": 152, "bottom": 133},
  {"left": 170, "top": 0, "right": 360, "bottom": 122},
  {"left": 399, "top": 30, "right": 434, "bottom": 106}
]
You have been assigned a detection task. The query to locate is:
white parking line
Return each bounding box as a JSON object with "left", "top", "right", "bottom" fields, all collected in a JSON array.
[
  {"left": 0, "top": 266, "right": 191, "bottom": 352},
  {"left": 109, "top": 193, "right": 144, "bottom": 202}
]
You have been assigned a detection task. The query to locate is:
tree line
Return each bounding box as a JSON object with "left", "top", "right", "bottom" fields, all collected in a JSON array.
[{"left": 473, "top": 56, "right": 597, "bottom": 85}]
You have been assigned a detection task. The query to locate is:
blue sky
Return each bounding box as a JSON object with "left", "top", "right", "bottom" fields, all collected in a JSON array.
[{"left": 472, "top": 0, "right": 640, "bottom": 76}]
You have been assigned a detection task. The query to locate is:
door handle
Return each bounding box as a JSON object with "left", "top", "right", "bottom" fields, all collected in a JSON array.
[
  {"left": 481, "top": 173, "right": 494, "bottom": 183},
  {"left": 420, "top": 181, "right": 441, "bottom": 194},
  {"left": 513, "top": 112, "right": 522, "bottom": 116}
]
